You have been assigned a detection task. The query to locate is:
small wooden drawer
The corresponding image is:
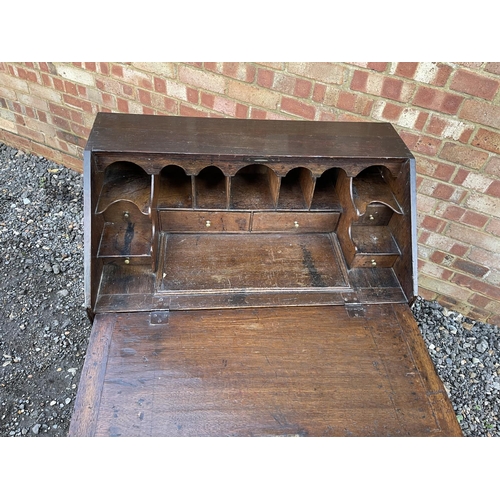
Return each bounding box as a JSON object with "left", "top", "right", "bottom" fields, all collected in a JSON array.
[
  {"left": 251, "top": 211, "right": 339, "bottom": 233},
  {"left": 159, "top": 210, "right": 250, "bottom": 232}
]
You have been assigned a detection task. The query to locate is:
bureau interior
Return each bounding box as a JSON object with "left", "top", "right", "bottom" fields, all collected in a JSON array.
[{"left": 92, "top": 159, "right": 409, "bottom": 311}]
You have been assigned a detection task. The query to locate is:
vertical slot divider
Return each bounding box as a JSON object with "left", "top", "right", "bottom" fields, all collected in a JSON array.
[
  {"left": 150, "top": 173, "right": 159, "bottom": 271},
  {"left": 190, "top": 175, "right": 197, "bottom": 209},
  {"left": 225, "top": 176, "right": 232, "bottom": 210},
  {"left": 267, "top": 168, "right": 281, "bottom": 209},
  {"left": 301, "top": 169, "right": 316, "bottom": 210}
]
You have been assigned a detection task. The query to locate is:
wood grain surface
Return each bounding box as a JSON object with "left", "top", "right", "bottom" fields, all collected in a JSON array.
[{"left": 69, "top": 305, "right": 462, "bottom": 437}]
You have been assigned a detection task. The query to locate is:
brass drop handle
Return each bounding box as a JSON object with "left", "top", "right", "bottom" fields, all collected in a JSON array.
[
  {"left": 369, "top": 214, "right": 374, "bottom": 220},
  {"left": 294, "top": 221, "right": 299, "bottom": 228},
  {"left": 371, "top": 259, "right": 377, "bottom": 267},
  {"left": 205, "top": 220, "right": 211, "bottom": 227},
  {"left": 124, "top": 211, "right": 130, "bottom": 219}
]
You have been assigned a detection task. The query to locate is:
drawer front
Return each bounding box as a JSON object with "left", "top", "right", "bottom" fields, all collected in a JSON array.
[
  {"left": 159, "top": 211, "right": 250, "bottom": 232},
  {"left": 350, "top": 254, "right": 399, "bottom": 268},
  {"left": 251, "top": 212, "right": 339, "bottom": 233}
]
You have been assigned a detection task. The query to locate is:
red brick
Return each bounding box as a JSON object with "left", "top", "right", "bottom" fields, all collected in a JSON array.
[
  {"left": 459, "top": 100, "right": 500, "bottom": 129},
  {"left": 84, "top": 62, "right": 96, "bottom": 71},
  {"left": 280, "top": 96, "right": 315, "bottom": 119},
  {"left": 250, "top": 108, "right": 267, "bottom": 119},
  {"left": 381, "top": 77, "right": 404, "bottom": 100},
  {"left": 137, "top": 88, "right": 151, "bottom": 106},
  {"left": 350, "top": 70, "right": 368, "bottom": 92},
  {"left": 485, "top": 218, "right": 500, "bottom": 237},
  {"left": 367, "top": 62, "right": 387, "bottom": 72},
  {"left": 163, "top": 96, "right": 177, "bottom": 114},
  {"left": 294, "top": 78, "right": 312, "bottom": 98},
  {"left": 484, "top": 156, "right": 500, "bottom": 178},
  {"left": 310, "top": 83, "right": 325, "bottom": 103},
  {"left": 439, "top": 202, "right": 465, "bottom": 222},
  {"left": 186, "top": 87, "right": 198, "bottom": 104},
  {"left": 452, "top": 273, "right": 500, "bottom": 300},
  {"left": 433, "top": 163, "right": 455, "bottom": 182},
  {"left": 179, "top": 104, "right": 209, "bottom": 117},
  {"left": 117, "top": 97, "right": 129, "bottom": 113},
  {"left": 63, "top": 94, "right": 93, "bottom": 113},
  {"left": 56, "top": 129, "right": 86, "bottom": 148},
  {"left": 413, "top": 87, "right": 464, "bottom": 114},
  {"left": 99, "top": 62, "right": 110, "bottom": 75},
  {"left": 64, "top": 80, "right": 78, "bottom": 96},
  {"left": 53, "top": 77, "right": 65, "bottom": 92},
  {"left": 222, "top": 63, "right": 255, "bottom": 83},
  {"left": 467, "top": 293, "right": 492, "bottom": 309},
  {"left": 111, "top": 64, "right": 123, "bottom": 78},
  {"left": 439, "top": 142, "right": 489, "bottom": 170},
  {"left": 433, "top": 64, "right": 454, "bottom": 87},
  {"left": 452, "top": 168, "right": 469, "bottom": 185},
  {"left": 450, "top": 69, "right": 500, "bottom": 99},
  {"left": 399, "top": 131, "right": 441, "bottom": 156},
  {"left": 235, "top": 103, "right": 248, "bottom": 119},
  {"left": 142, "top": 106, "right": 155, "bottom": 115},
  {"left": 48, "top": 102, "right": 72, "bottom": 120},
  {"left": 38, "top": 110, "right": 47, "bottom": 122},
  {"left": 395, "top": 62, "right": 418, "bottom": 79},
  {"left": 450, "top": 243, "right": 468, "bottom": 257},
  {"left": 472, "top": 128, "right": 500, "bottom": 154},
  {"left": 204, "top": 62, "right": 218, "bottom": 72},
  {"left": 40, "top": 73, "right": 52, "bottom": 87},
  {"left": 461, "top": 211, "right": 489, "bottom": 228},
  {"left": 485, "top": 179, "right": 500, "bottom": 197},
  {"left": 432, "top": 182, "right": 455, "bottom": 200},
  {"left": 414, "top": 111, "right": 429, "bottom": 131},
  {"left": 154, "top": 77, "right": 166, "bottom": 93},
  {"left": 122, "top": 84, "right": 133, "bottom": 97},
  {"left": 382, "top": 102, "right": 403, "bottom": 120},
  {"left": 485, "top": 62, "right": 500, "bottom": 75},
  {"left": 201, "top": 92, "right": 215, "bottom": 108},
  {"left": 422, "top": 215, "right": 445, "bottom": 232},
  {"left": 430, "top": 250, "right": 446, "bottom": 264}
]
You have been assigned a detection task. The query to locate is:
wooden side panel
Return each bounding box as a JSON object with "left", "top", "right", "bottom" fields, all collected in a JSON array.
[{"left": 68, "top": 314, "right": 117, "bottom": 436}]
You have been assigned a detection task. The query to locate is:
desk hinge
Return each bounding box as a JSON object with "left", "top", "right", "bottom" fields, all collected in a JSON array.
[
  {"left": 150, "top": 310, "right": 170, "bottom": 325},
  {"left": 343, "top": 295, "right": 365, "bottom": 318},
  {"left": 150, "top": 296, "right": 171, "bottom": 325}
]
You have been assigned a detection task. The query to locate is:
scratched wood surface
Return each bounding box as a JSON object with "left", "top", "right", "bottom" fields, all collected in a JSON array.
[
  {"left": 157, "top": 233, "right": 348, "bottom": 292},
  {"left": 69, "top": 304, "right": 462, "bottom": 437}
]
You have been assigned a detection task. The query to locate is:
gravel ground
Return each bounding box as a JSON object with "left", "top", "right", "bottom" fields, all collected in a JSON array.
[{"left": 0, "top": 141, "right": 498, "bottom": 437}]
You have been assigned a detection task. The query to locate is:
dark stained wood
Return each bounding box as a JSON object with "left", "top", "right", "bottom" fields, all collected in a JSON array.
[
  {"left": 251, "top": 211, "right": 339, "bottom": 233},
  {"left": 96, "top": 162, "right": 151, "bottom": 215},
  {"left": 70, "top": 305, "right": 461, "bottom": 437},
  {"left": 86, "top": 113, "right": 413, "bottom": 161},
  {"left": 157, "top": 233, "right": 349, "bottom": 292},
  {"left": 159, "top": 210, "right": 250, "bottom": 233},
  {"left": 73, "top": 114, "right": 460, "bottom": 438},
  {"left": 68, "top": 314, "right": 116, "bottom": 436},
  {"left": 195, "top": 166, "right": 227, "bottom": 209}
]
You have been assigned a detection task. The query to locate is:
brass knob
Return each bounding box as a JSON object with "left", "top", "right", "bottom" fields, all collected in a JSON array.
[
  {"left": 205, "top": 220, "right": 211, "bottom": 227},
  {"left": 371, "top": 259, "right": 377, "bottom": 267},
  {"left": 294, "top": 221, "right": 299, "bottom": 228},
  {"left": 123, "top": 211, "right": 130, "bottom": 219},
  {"left": 124, "top": 259, "right": 130, "bottom": 265},
  {"left": 369, "top": 214, "right": 374, "bottom": 220}
]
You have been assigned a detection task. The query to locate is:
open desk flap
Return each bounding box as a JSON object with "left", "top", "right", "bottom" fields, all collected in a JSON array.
[{"left": 69, "top": 304, "right": 462, "bottom": 437}]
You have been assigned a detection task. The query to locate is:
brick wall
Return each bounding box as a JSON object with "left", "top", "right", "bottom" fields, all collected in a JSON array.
[{"left": 1, "top": 62, "right": 499, "bottom": 325}]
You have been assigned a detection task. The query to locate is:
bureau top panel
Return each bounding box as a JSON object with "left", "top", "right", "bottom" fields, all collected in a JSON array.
[{"left": 86, "top": 113, "right": 414, "bottom": 161}]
